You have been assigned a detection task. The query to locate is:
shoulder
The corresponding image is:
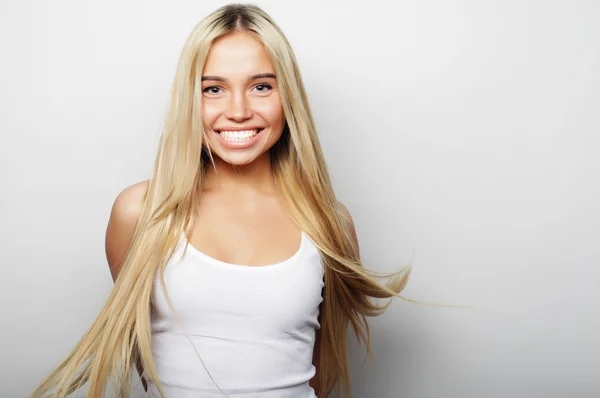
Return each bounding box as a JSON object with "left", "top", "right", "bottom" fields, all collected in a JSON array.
[
  {"left": 337, "top": 202, "right": 353, "bottom": 222},
  {"left": 337, "top": 201, "right": 356, "bottom": 231},
  {"left": 105, "top": 180, "right": 149, "bottom": 281},
  {"left": 337, "top": 201, "right": 359, "bottom": 254},
  {"left": 112, "top": 180, "right": 149, "bottom": 218}
]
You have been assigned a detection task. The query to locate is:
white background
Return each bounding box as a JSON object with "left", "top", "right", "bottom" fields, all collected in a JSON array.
[{"left": 1, "top": 0, "right": 599, "bottom": 397}]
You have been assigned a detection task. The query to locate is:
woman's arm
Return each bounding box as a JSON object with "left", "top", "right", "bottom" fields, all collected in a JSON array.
[
  {"left": 309, "top": 203, "right": 359, "bottom": 397},
  {"left": 105, "top": 180, "right": 149, "bottom": 390},
  {"left": 105, "top": 180, "right": 147, "bottom": 281}
]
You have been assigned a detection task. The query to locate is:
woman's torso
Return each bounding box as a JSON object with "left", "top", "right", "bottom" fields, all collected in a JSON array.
[{"left": 141, "top": 225, "right": 324, "bottom": 398}]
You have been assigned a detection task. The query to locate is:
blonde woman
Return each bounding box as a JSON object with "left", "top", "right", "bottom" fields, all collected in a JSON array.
[{"left": 31, "top": 4, "right": 410, "bottom": 398}]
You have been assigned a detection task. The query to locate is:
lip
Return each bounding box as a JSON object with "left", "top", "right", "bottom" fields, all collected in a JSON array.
[
  {"left": 216, "top": 127, "right": 264, "bottom": 132},
  {"left": 214, "top": 128, "right": 264, "bottom": 149}
]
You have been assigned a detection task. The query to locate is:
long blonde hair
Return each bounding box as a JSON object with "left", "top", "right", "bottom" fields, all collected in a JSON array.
[{"left": 30, "top": 4, "right": 411, "bottom": 397}]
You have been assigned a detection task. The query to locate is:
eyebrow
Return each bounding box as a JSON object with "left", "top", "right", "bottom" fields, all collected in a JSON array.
[{"left": 201, "top": 73, "right": 276, "bottom": 82}]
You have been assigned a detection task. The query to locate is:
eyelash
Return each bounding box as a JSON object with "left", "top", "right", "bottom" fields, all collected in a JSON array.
[{"left": 202, "top": 84, "right": 273, "bottom": 95}]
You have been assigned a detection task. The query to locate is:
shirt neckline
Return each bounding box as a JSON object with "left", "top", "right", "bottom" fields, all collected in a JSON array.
[{"left": 181, "top": 231, "right": 307, "bottom": 270}]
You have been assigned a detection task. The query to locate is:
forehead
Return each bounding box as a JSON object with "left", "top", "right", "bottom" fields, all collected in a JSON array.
[{"left": 203, "top": 31, "right": 274, "bottom": 77}]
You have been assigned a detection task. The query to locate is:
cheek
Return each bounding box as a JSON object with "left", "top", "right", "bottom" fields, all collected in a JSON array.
[
  {"left": 202, "top": 102, "right": 221, "bottom": 127},
  {"left": 255, "top": 101, "right": 285, "bottom": 128}
]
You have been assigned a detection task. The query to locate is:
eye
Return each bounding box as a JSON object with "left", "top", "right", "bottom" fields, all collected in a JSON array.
[
  {"left": 203, "top": 86, "right": 223, "bottom": 95},
  {"left": 253, "top": 83, "right": 273, "bottom": 93}
]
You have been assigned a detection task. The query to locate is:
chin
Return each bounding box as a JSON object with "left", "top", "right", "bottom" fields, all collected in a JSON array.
[{"left": 211, "top": 150, "right": 264, "bottom": 166}]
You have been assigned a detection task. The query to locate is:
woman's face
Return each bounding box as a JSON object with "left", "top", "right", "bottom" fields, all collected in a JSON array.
[{"left": 201, "top": 31, "right": 285, "bottom": 166}]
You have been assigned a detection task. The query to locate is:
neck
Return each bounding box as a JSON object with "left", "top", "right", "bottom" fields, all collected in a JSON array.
[{"left": 201, "top": 152, "right": 277, "bottom": 196}]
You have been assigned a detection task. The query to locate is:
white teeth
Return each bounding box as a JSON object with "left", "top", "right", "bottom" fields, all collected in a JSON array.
[{"left": 219, "top": 129, "right": 260, "bottom": 143}]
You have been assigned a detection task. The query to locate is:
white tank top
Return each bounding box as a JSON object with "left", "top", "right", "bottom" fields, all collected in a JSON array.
[{"left": 141, "top": 230, "right": 324, "bottom": 398}]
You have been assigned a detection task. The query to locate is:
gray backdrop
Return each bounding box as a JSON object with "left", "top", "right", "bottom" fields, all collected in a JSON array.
[{"left": 1, "top": 0, "right": 598, "bottom": 397}]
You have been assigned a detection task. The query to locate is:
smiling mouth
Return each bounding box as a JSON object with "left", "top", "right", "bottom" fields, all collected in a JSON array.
[{"left": 216, "top": 128, "right": 264, "bottom": 143}]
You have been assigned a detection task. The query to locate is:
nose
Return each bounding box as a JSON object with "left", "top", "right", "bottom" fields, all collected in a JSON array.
[{"left": 224, "top": 91, "right": 252, "bottom": 122}]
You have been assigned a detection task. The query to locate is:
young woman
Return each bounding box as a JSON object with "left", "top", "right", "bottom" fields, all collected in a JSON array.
[{"left": 31, "top": 4, "right": 410, "bottom": 398}]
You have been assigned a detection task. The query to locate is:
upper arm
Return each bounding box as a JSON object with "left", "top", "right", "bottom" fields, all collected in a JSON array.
[
  {"left": 338, "top": 202, "right": 360, "bottom": 257},
  {"left": 105, "top": 180, "right": 148, "bottom": 282},
  {"left": 309, "top": 203, "right": 356, "bottom": 397}
]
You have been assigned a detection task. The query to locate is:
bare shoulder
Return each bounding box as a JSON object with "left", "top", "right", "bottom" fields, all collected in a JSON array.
[
  {"left": 337, "top": 202, "right": 353, "bottom": 222},
  {"left": 105, "top": 180, "right": 149, "bottom": 281},
  {"left": 337, "top": 201, "right": 356, "bottom": 230},
  {"left": 337, "top": 202, "right": 360, "bottom": 255}
]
